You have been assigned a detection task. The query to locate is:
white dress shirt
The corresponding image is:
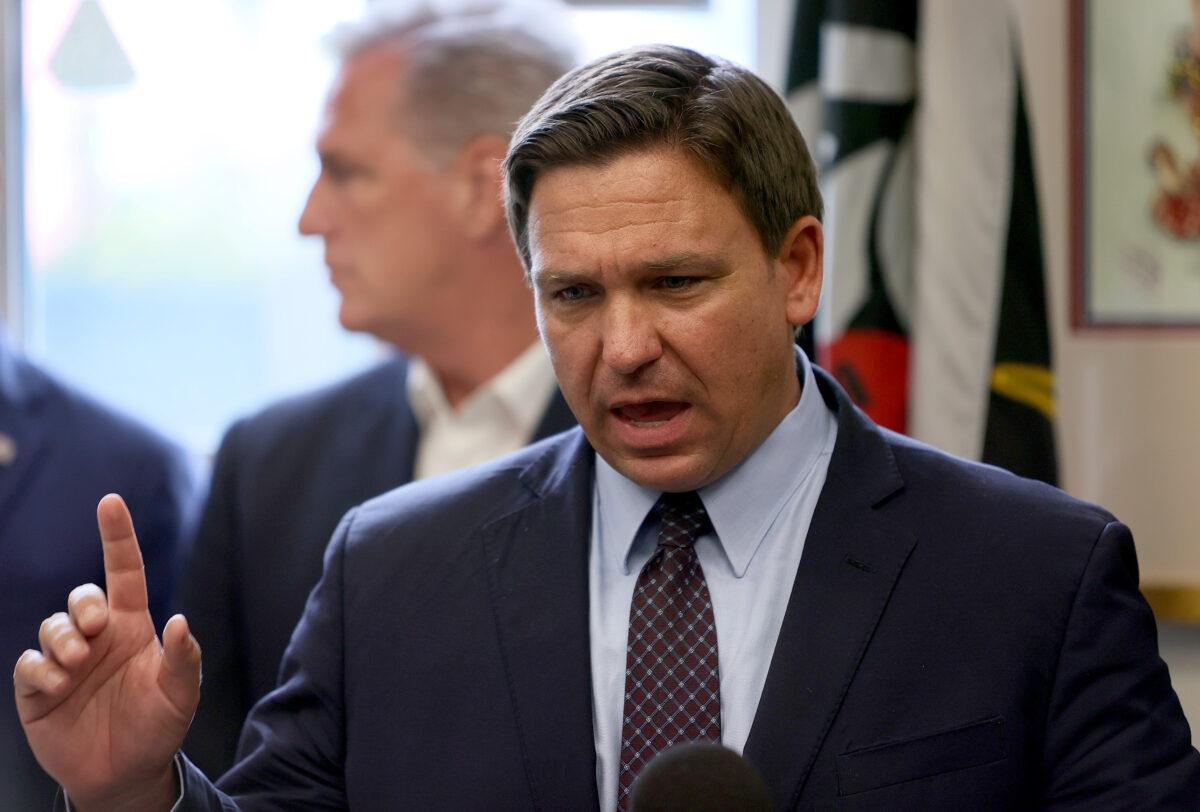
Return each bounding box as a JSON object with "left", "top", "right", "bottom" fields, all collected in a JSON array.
[
  {"left": 407, "top": 341, "right": 558, "bottom": 480},
  {"left": 588, "top": 351, "right": 838, "bottom": 811}
]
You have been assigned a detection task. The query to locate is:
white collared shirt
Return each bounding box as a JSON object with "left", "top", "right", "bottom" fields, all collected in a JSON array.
[
  {"left": 407, "top": 341, "right": 558, "bottom": 480},
  {"left": 588, "top": 350, "right": 839, "bottom": 811}
]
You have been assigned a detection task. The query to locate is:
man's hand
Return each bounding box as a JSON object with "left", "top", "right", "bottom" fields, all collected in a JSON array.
[{"left": 13, "top": 494, "right": 201, "bottom": 812}]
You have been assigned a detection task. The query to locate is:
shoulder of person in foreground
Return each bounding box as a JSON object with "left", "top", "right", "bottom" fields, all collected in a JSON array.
[
  {"left": 873, "top": 428, "right": 1200, "bottom": 803},
  {"left": 347, "top": 424, "right": 591, "bottom": 550}
]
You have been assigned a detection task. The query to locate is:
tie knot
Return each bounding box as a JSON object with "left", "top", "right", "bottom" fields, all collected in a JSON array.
[{"left": 655, "top": 491, "right": 711, "bottom": 549}]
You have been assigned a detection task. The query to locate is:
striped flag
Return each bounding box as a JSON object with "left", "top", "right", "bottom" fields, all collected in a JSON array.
[
  {"left": 787, "top": 0, "right": 1057, "bottom": 484},
  {"left": 909, "top": 0, "right": 1058, "bottom": 484},
  {"left": 786, "top": 1, "right": 917, "bottom": 434}
]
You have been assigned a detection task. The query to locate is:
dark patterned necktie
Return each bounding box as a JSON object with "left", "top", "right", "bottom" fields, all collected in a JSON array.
[{"left": 617, "top": 490, "right": 721, "bottom": 809}]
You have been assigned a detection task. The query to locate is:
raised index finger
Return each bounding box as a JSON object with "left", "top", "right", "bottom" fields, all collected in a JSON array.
[{"left": 97, "top": 493, "right": 148, "bottom": 613}]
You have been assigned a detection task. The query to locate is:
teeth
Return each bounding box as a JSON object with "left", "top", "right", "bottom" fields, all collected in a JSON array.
[{"left": 629, "top": 419, "right": 667, "bottom": 428}]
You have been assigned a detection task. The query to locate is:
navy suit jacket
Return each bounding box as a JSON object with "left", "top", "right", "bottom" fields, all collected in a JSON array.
[
  {"left": 173, "top": 367, "right": 1199, "bottom": 809},
  {"left": 0, "top": 338, "right": 195, "bottom": 811},
  {"left": 181, "top": 355, "right": 576, "bottom": 777}
]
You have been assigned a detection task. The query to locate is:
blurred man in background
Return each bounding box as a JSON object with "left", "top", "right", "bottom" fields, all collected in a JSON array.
[
  {"left": 180, "top": 0, "right": 577, "bottom": 776},
  {"left": 0, "top": 327, "right": 195, "bottom": 809}
]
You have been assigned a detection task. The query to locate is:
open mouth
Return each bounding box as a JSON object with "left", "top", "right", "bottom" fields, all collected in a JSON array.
[{"left": 613, "top": 401, "right": 689, "bottom": 427}]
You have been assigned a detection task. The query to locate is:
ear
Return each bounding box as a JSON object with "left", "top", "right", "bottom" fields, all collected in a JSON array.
[
  {"left": 775, "top": 215, "right": 823, "bottom": 328},
  {"left": 448, "top": 133, "right": 509, "bottom": 241}
]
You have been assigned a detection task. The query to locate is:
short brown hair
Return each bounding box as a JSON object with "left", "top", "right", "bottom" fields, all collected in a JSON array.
[{"left": 504, "top": 44, "right": 823, "bottom": 272}]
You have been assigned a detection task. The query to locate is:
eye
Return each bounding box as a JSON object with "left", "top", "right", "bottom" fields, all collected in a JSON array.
[
  {"left": 657, "top": 276, "right": 698, "bottom": 291},
  {"left": 326, "top": 164, "right": 356, "bottom": 184},
  {"left": 554, "top": 284, "right": 593, "bottom": 302},
  {"left": 321, "top": 157, "right": 364, "bottom": 185}
]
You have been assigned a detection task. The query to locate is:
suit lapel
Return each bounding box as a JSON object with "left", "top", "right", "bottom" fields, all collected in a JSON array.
[
  {"left": 481, "top": 430, "right": 600, "bottom": 811},
  {"left": 0, "top": 345, "right": 50, "bottom": 539},
  {"left": 743, "top": 370, "right": 917, "bottom": 808},
  {"left": 360, "top": 357, "right": 419, "bottom": 492},
  {"left": 0, "top": 416, "right": 46, "bottom": 537},
  {"left": 384, "top": 360, "right": 418, "bottom": 487}
]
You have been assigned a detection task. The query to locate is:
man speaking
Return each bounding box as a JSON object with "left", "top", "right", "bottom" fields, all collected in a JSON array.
[{"left": 14, "top": 44, "right": 1200, "bottom": 809}]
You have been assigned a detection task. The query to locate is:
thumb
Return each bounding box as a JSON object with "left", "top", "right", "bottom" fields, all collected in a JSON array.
[{"left": 159, "top": 614, "right": 201, "bottom": 720}]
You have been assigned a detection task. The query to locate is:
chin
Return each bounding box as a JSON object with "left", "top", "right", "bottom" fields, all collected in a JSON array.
[
  {"left": 609, "top": 453, "right": 715, "bottom": 494},
  {"left": 336, "top": 307, "right": 371, "bottom": 335}
]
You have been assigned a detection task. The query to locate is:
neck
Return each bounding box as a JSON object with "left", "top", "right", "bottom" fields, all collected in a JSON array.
[
  {"left": 402, "top": 244, "right": 539, "bottom": 409},
  {"left": 426, "top": 323, "right": 538, "bottom": 408}
]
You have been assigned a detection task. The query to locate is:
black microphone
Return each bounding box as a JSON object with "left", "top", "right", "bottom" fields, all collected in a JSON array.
[{"left": 630, "top": 741, "right": 773, "bottom": 811}]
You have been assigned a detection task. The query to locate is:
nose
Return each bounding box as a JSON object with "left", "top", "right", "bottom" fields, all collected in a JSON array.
[
  {"left": 601, "top": 297, "right": 662, "bottom": 376},
  {"left": 298, "top": 177, "right": 328, "bottom": 236}
]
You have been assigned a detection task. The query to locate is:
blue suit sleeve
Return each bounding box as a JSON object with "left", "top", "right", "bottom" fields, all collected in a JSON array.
[
  {"left": 194, "top": 510, "right": 354, "bottom": 809},
  {"left": 1043, "top": 520, "right": 1200, "bottom": 807}
]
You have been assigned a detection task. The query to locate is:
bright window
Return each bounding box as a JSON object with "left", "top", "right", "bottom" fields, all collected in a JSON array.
[{"left": 13, "top": 0, "right": 756, "bottom": 454}]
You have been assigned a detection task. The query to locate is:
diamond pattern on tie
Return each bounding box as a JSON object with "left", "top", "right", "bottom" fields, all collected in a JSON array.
[{"left": 617, "top": 491, "right": 721, "bottom": 810}]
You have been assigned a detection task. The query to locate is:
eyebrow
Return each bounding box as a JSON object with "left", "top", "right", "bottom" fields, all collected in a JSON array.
[
  {"left": 640, "top": 253, "right": 730, "bottom": 275},
  {"left": 533, "top": 253, "right": 731, "bottom": 287},
  {"left": 531, "top": 270, "right": 588, "bottom": 289}
]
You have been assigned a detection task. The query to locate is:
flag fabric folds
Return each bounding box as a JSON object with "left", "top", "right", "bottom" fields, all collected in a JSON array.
[
  {"left": 786, "top": 0, "right": 917, "bottom": 435},
  {"left": 786, "top": 0, "right": 1058, "bottom": 485}
]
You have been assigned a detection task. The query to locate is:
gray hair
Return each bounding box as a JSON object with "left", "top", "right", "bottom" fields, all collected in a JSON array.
[
  {"left": 328, "top": 0, "right": 578, "bottom": 164},
  {"left": 504, "top": 44, "right": 823, "bottom": 273}
]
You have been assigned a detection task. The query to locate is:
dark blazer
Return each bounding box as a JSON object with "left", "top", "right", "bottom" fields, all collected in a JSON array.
[
  {"left": 180, "top": 355, "right": 577, "bottom": 777},
  {"left": 0, "top": 338, "right": 195, "bottom": 811},
  {"left": 175, "top": 367, "right": 1199, "bottom": 810}
]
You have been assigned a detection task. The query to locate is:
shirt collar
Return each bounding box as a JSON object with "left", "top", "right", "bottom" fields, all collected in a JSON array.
[
  {"left": 407, "top": 340, "right": 557, "bottom": 434},
  {"left": 595, "top": 349, "right": 833, "bottom": 577}
]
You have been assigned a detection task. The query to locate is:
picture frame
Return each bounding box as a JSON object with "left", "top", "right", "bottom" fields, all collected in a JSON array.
[{"left": 1070, "top": 0, "right": 1200, "bottom": 329}]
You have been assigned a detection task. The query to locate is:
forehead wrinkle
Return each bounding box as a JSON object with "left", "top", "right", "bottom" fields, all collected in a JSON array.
[
  {"left": 642, "top": 253, "right": 730, "bottom": 273},
  {"left": 537, "top": 197, "right": 686, "bottom": 226},
  {"left": 542, "top": 216, "right": 687, "bottom": 239}
]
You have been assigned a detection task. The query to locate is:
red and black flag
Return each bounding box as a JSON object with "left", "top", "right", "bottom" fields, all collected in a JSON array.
[
  {"left": 788, "top": 0, "right": 1057, "bottom": 484},
  {"left": 786, "top": 0, "right": 917, "bottom": 434}
]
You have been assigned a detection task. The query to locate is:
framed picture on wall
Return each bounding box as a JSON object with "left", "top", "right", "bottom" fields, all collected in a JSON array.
[{"left": 1071, "top": 0, "right": 1200, "bottom": 328}]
